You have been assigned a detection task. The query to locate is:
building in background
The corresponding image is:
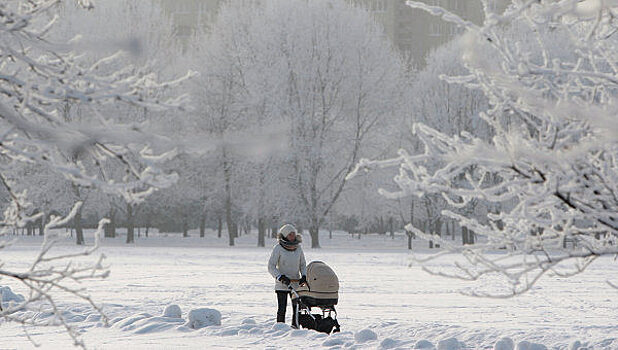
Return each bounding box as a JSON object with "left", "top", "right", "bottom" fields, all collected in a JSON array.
[{"left": 157, "top": 0, "right": 505, "bottom": 67}]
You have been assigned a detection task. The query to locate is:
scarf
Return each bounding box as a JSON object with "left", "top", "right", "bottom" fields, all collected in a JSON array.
[{"left": 279, "top": 236, "right": 299, "bottom": 251}]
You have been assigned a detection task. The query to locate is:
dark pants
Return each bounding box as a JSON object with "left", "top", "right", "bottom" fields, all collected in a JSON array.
[{"left": 276, "top": 291, "right": 299, "bottom": 328}]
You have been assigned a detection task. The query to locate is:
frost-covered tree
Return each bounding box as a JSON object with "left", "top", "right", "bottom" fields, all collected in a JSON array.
[
  {"left": 0, "top": 0, "right": 187, "bottom": 345},
  {"left": 353, "top": 0, "right": 618, "bottom": 295},
  {"left": 199, "top": 0, "right": 406, "bottom": 248}
]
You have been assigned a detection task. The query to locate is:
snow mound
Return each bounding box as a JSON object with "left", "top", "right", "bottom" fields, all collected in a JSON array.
[
  {"left": 415, "top": 339, "right": 435, "bottom": 349},
  {"left": 185, "top": 308, "right": 221, "bottom": 329},
  {"left": 438, "top": 337, "right": 463, "bottom": 350},
  {"left": 113, "top": 313, "right": 153, "bottom": 330},
  {"left": 570, "top": 341, "right": 587, "bottom": 350},
  {"left": 0, "top": 286, "right": 25, "bottom": 310},
  {"left": 218, "top": 327, "right": 239, "bottom": 336},
  {"left": 516, "top": 341, "right": 547, "bottom": 350},
  {"left": 241, "top": 318, "right": 256, "bottom": 325},
  {"left": 163, "top": 304, "right": 182, "bottom": 318},
  {"left": 323, "top": 337, "right": 346, "bottom": 347},
  {"left": 133, "top": 316, "right": 185, "bottom": 334},
  {"left": 379, "top": 338, "right": 400, "bottom": 349},
  {"left": 289, "top": 329, "right": 309, "bottom": 337},
  {"left": 355, "top": 328, "right": 378, "bottom": 343},
  {"left": 271, "top": 322, "right": 291, "bottom": 331},
  {"left": 495, "top": 337, "right": 515, "bottom": 350}
]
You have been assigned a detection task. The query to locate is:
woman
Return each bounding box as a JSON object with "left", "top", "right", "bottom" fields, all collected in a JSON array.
[{"left": 267, "top": 224, "right": 307, "bottom": 328}]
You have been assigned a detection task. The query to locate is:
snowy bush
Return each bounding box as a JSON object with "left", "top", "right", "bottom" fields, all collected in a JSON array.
[
  {"left": 353, "top": 0, "right": 618, "bottom": 296},
  {"left": 185, "top": 308, "right": 222, "bottom": 329}
]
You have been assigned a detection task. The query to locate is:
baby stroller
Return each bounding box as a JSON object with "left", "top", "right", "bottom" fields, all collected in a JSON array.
[{"left": 289, "top": 261, "right": 340, "bottom": 334}]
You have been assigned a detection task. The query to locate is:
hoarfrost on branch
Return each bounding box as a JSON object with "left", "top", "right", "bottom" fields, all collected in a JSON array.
[{"left": 351, "top": 0, "right": 618, "bottom": 296}]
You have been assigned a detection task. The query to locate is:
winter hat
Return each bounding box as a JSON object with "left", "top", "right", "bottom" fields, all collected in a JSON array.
[
  {"left": 279, "top": 224, "right": 297, "bottom": 237},
  {"left": 278, "top": 224, "right": 300, "bottom": 250}
]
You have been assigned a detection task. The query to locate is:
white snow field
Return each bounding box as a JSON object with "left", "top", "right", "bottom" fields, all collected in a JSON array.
[{"left": 1, "top": 230, "right": 617, "bottom": 349}]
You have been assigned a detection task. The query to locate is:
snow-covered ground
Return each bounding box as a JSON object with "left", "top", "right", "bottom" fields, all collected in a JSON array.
[{"left": 2, "top": 230, "right": 617, "bottom": 349}]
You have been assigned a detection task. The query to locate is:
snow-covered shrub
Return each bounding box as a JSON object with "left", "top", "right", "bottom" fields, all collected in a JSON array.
[{"left": 185, "top": 308, "right": 222, "bottom": 329}]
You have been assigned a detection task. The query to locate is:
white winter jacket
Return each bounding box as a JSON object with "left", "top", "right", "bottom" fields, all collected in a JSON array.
[{"left": 268, "top": 244, "right": 307, "bottom": 291}]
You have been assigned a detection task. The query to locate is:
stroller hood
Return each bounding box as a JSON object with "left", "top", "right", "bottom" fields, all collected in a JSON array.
[{"left": 296, "top": 261, "right": 339, "bottom": 300}]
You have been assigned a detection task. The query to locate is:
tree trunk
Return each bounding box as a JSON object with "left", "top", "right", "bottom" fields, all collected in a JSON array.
[
  {"left": 227, "top": 216, "right": 235, "bottom": 246},
  {"left": 182, "top": 216, "right": 189, "bottom": 238},
  {"left": 271, "top": 224, "right": 277, "bottom": 238},
  {"left": 434, "top": 219, "right": 442, "bottom": 248},
  {"left": 426, "top": 221, "right": 433, "bottom": 248},
  {"left": 389, "top": 216, "right": 394, "bottom": 239},
  {"left": 126, "top": 203, "right": 135, "bottom": 244},
  {"left": 75, "top": 207, "right": 84, "bottom": 245},
  {"left": 309, "top": 217, "right": 320, "bottom": 248},
  {"left": 38, "top": 218, "right": 44, "bottom": 236},
  {"left": 199, "top": 211, "right": 206, "bottom": 238},
  {"left": 223, "top": 149, "right": 235, "bottom": 246},
  {"left": 462, "top": 226, "right": 468, "bottom": 245},
  {"left": 407, "top": 232, "right": 413, "bottom": 250},
  {"left": 258, "top": 217, "right": 266, "bottom": 247},
  {"left": 105, "top": 208, "right": 116, "bottom": 238}
]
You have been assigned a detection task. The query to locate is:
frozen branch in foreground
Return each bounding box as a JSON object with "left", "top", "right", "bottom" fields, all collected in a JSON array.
[
  {"left": 0, "top": 0, "right": 190, "bottom": 346},
  {"left": 352, "top": 0, "right": 618, "bottom": 296},
  {"left": 1, "top": 203, "right": 109, "bottom": 348}
]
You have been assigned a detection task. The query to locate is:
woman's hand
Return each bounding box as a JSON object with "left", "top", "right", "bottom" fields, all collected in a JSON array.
[{"left": 278, "top": 275, "right": 291, "bottom": 285}]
